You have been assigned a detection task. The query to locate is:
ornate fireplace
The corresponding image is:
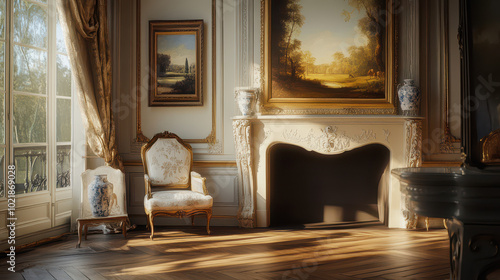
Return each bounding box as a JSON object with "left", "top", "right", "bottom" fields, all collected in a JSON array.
[{"left": 233, "top": 115, "right": 423, "bottom": 229}]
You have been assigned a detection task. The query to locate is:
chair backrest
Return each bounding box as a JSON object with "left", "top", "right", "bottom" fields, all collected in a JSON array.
[
  {"left": 141, "top": 131, "right": 193, "bottom": 188},
  {"left": 80, "top": 166, "right": 127, "bottom": 218}
]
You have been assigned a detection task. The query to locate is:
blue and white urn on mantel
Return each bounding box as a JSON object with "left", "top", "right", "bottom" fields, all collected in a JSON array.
[
  {"left": 398, "top": 79, "right": 421, "bottom": 116},
  {"left": 88, "top": 175, "right": 114, "bottom": 217}
]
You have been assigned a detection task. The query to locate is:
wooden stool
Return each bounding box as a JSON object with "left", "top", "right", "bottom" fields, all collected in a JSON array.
[{"left": 76, "top": 215, "right": 129, "bottom": 248}]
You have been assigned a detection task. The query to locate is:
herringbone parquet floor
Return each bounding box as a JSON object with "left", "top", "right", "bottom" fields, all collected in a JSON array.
[{"left": 0, "top": 224, "right": 451, "bottom": 280}]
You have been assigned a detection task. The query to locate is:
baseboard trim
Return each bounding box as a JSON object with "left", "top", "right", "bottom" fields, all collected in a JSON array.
[{"left": 0, "top": 224, "right": 70, "bottom": 252}]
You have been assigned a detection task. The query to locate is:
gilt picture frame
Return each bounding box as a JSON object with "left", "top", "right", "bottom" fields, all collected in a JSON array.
[
  {"left": 149, "top": 20, "right": 204, "bottom": 106},
  {"left": 261, "top": 0, "right": 397, "bottom": 114}
]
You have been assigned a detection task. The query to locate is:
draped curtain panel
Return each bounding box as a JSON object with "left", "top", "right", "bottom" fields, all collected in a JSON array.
[{"left": 56, "top": 0, "right": 123, "bottom": 170}]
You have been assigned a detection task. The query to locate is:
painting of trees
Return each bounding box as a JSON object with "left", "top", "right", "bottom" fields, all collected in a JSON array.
[
  {"left": 270, "top": 0, "right": 388, "bottom": 99},
  {"left": 271, "top": 0, "right": 304, "bottom": 79},
  {"left": 344, "top": 0, "right": 386, "bottom": 73},
  {"left": 157, "top": 54, "right": 171, "bottom": 76}
]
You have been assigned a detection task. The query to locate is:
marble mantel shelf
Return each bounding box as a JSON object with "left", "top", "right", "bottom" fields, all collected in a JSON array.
[
  {"left": 232, "top": 115, "right": 424, "bottom": 229},
  {"left": 233, "top": 115, "right": 424, "bottom": 121}
]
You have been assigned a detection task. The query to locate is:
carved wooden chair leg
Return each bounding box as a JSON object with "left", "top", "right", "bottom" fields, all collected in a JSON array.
[
  {"left": 149, "top": 214, "right": 155, "bottom": 240},
  {"left": 84, "top": 224, "right": 88, "bottom": 240},
  {"left": 206, "top": 210, "right": 212, "bottom": 235},
  {"left": 191, "top": 215, "right": 195, "bottom": 226},
  {"left": 146, "top": 214, "right": 150, "bottom": 230},
  {"left": 122, "top": 219, "right": 127, "bottom": 239},
  {"left": 77, "top": 221, "right": 83, "bottom": 248}
]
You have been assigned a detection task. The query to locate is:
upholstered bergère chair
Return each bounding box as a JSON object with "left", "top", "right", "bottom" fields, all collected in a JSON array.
[{"left": 142, "top": 131, "right": 213, "bottom": 239}]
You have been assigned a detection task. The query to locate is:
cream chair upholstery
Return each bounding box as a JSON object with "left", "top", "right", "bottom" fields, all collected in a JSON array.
[{"left": 142, "top": 131, "right": 213, "bottom": 239}]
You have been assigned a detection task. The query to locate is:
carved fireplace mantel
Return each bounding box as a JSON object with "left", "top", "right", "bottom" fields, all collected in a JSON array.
[{"left": 233, "top": 115, "right": 423, "bottom": 229}]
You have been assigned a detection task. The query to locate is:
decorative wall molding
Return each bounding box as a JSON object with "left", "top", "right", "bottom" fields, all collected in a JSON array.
[
  {"left": 135, "top": 0, "right": 220, "bottom": 147},
  {"left": 421, "top": 0, "right": 461, "bottom": 162},
  {"left": 208, "top": 141, "right": 223, "bottom": 154},
  {"left": 130, "top": 139, "right": 144, "bottom": 154},
  {"left": 232, "top": 119, "right": 255, "bottom": 228}
]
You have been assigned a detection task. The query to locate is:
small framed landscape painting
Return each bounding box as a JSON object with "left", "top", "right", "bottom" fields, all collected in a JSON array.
[
  {"left": 262, "top": 0, "right": 397, "bottom": 114},
  {"left": 149, "top": 20, "right": 203, "bottom": 106}
]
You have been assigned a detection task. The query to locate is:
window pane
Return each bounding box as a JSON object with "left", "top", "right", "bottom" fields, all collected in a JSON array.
[
  {"left": 13, "top": 94, "right": 46, "bottom": 144},
  {"left": 57, "top": 54, "right": 71, "bottom": 96},
  {"left": 0, "top": 42, "right": 4, "bottom": 90},
  {"left": 0, "top": 0, "right": 5, "bottom": 39},
  {"left": 0, "top": 149, "right": 4, "bottom": 197},
  {"left": 0, "top": 92, "right": 4, "bottom": 144},
  {"left": 57, "top": 145, "right": 71, "bottom": 188},
  {"left": 14, "top": 147, "right": 47, "bottom": 194},
  {"left": 13, "top": 0, "right": 47, "bottom": 49},
  {"left": 56, "top": 99, "right": 71, "bottom": 142},
  {"left": 13, "top": 45, "right": 47, "bottom": 94},
  {"left": 56, "top": 17, "right": 66, "bottom": 54}
]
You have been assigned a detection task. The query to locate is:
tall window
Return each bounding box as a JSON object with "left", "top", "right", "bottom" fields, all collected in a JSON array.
[
  {"left": 0, "top": 0, "right": 73, "bottom": 197},
  {"left": 56, "top": 14, "right": 72, "bottom": 189},
  {"left": 0, "top": 0, "right": 5, "bottom": 197}
]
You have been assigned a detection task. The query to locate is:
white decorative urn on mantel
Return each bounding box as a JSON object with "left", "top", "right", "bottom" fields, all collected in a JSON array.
[{"left": 235, "top": 87, "right": 258, "bottom": 116}]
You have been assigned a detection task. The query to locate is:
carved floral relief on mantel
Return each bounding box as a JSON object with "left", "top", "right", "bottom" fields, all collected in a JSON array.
[{"left": 281, "top": 126, "right": 379, "bottom": 154}]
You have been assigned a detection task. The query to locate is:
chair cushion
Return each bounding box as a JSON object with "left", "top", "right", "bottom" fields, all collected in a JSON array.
[
  {"left": 144, "top": 190, "right": 213, "bottom": 212},
  {"left": 146, "top": 138, "right": 191, "bottom": 186}
]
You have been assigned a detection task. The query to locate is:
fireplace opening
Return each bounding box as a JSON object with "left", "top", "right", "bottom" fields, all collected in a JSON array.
[{"left": 269, "top": 143, "right": 390, "bottom": 227}]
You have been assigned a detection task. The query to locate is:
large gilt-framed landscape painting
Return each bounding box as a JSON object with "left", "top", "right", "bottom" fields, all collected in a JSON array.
[
  {"left": 262, "top": 0, "right": 397, "bottom": 114},
  {"left": 149, "top": 20, "right": 203, "bottom": 106}
]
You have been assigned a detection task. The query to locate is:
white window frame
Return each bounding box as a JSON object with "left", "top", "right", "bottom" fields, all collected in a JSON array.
[{"left": 0, "top": 0, "right": 84, "bottom": 244}]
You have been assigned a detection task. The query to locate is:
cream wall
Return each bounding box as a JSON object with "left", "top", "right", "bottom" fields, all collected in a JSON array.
[{"left": 113, "top": 0, "right": 240, "bottom": 226}]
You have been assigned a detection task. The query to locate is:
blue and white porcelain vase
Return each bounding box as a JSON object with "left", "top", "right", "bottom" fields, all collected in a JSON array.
[
  {"left": 88, "top": 175, "right": 114, "bottom": 217},
  {"left": 236, "top": 88, "right": 258, "bottom": 116},
  {"left": 398, "top": 79, "right": 421, "bottom": 116}
]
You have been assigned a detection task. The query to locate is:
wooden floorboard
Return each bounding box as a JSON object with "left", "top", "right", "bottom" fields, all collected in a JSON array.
[{"left": 0, "top": 225, "right": 450, "bottom": 279}]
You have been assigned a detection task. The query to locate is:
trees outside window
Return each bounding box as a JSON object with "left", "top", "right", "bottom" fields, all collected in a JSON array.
[{"left": 0, "top": 0, "right": 73, "bottom": 198}]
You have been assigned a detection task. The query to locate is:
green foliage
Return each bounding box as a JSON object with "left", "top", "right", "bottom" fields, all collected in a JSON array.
[
  {"left": 0, "top": 0, "right": 5, "bottom": 39},
  {"left": 13, "top": 0, "right": 47, "bottom": 48},
  {"left": 342, "top": 0, "right": 386, "bottom": 73},
  {"left": 57, "top": 99, "right": 71, "bottom": 142},
  {"left": 273, "top": 0, "right": 385, "bottom": 87},
  {"left": 0, "top": 93, "right": 4, "bottom": 144},
  {"left": 272, "top": 0, "right": 305, "bottom": 79},
  {"left": 157, "top": 53, "right": 171, "bottom": 76},
  {"left": 57, "top": 54, "right": 71, "bottom": 96},
  {"left": 13, "top": 94, "right": 46, "bottom": 144},
  {"left": 14, "top": 45, "right": 47, "bottom": 94},
  {"left": 172, "top": 74, "right": 195, "bottom": 94}
]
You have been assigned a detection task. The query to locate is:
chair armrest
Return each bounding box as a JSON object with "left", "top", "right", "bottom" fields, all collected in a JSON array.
[
  {"left": 144, "top": 174, "right": 152, "bottom": 199},
  {"left": 191, "top": 171, "right": 209, "bottom": 195}
]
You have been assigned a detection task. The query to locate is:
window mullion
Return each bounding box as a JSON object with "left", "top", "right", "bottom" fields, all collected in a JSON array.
[
  {"left": 6, "top": 0, "right": 12, "bottom": 185},
  {"left": 1, "top": 0, "right": 10, "bottom": 199},
  {"left": 47, "top": 0, "right": 56, "bottom": 225}
]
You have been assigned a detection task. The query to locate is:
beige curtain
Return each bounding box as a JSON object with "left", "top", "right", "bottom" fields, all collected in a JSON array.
[{"left": 56, "top": 0, "right": 123, "bottom": 170}]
